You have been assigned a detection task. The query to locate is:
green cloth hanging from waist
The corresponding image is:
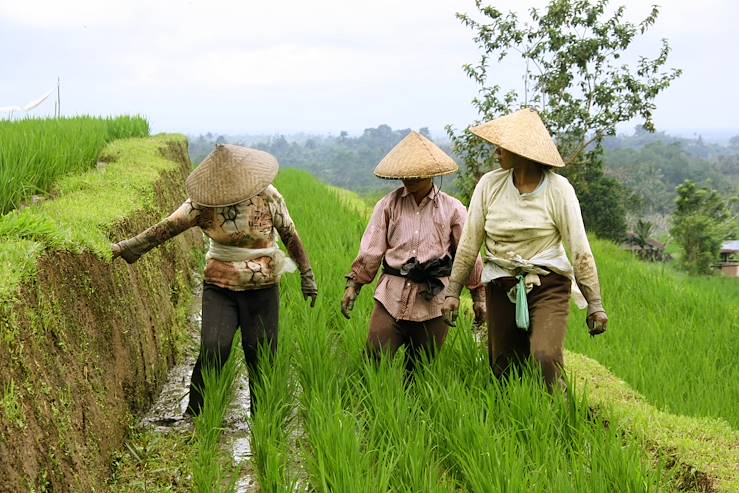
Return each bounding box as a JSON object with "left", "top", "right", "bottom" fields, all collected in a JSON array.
[{"left": 515, "top": 274, "right": 530, "bottom": 331}]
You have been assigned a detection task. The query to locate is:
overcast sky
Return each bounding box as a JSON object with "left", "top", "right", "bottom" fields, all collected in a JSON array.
[{"left": 1, "top": 0, "right": 737, "bottom": 139}]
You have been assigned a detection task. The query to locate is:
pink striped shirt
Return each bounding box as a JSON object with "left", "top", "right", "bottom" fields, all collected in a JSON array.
[{"left": 349, "top": 186, "right": 484, "bottom": 321}]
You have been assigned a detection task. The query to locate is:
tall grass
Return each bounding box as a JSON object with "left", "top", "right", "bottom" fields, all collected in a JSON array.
[
  {"left": 245, "top": 169, "right": 670, "bottom": 492},
  {"left": 0, "top": 116, "right": 149, "bottom": 214},
  {"left": 567, "top": 239, "right": 739, "bottom": 427},
  {"left": 191, "top": 336, "right": 241, "bottom": 493}
]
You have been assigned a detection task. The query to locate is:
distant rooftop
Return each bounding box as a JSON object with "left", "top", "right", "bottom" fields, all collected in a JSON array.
[{"left": 721, "top": 240, "right": 739, "bottom": 253}]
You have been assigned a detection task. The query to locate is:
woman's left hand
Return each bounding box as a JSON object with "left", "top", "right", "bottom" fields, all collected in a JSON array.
[
  {"left": 587, "top": 311, "right": 608, "bottom": 336},
  {"left": 301, "top": 268, "right": 318, "bottom": 308}
]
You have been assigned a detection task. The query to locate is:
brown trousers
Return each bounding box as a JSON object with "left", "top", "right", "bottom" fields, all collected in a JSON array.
[
  {"left": 486, "top": 271, "right": 571, "bottom": 391},
  {"left": 367, "top": 301, "right": 449, "bottom": 375}
]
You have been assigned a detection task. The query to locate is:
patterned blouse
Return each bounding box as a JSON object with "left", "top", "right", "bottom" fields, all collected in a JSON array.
[
  {"left": 115, "top": 185, "right": 316, "bottom": 293},
  {"left": 349, "top": 186, "right": 484, "bottom": 322}
]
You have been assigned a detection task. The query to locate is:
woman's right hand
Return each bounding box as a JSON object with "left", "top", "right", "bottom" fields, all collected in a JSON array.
[
  {"left": 441, "top": 296, "right": 460, "bottom": 327},
  {"left": 110, "top": 241, "right": 140, "bottom": 264}
]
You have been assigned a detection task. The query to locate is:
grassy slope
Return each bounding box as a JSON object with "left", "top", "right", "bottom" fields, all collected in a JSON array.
[
  {"left": 566, "top": 238, "right": 739, "bottom": 428},
  {"left": 0, "top": 134, "right": 186, "bottom": 303},
  {"left": 298, "top": 171, "right": 737, "bottom": 491},
  {"left": 0, "top": 134, "right": 204, "bottom": 491}
]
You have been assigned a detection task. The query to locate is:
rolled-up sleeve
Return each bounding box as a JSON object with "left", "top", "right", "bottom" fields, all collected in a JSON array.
[
  {"left": 348, "top": 196, "right": 390, "bottom": 285},
  {"left": 447, "top": 178, "right": 488, "bottom": 298},
  {"left": 556, "top": 182, "right": 605, "bottom": 315}
]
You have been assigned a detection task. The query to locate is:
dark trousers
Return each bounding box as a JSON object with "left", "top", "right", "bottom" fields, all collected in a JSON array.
[
  {"left": 186, "top": 283, "right": 279, "bottom": 416},
  {"left": 367, "top": 301, "right": 449, "bottom": 375},
  {"left": 486, "top": 272, "right": 571, "bottom": 391}
]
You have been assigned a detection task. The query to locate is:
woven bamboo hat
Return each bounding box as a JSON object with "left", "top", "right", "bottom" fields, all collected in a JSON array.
[
  {"left": 374, "top": 131, "right": 458, "bottom": 179},
  {"left": 186, "top": 144, "right": 279, "bottom": 207},
  {"left": 470, "top": 108, "right": 565, "bottom": 168}
]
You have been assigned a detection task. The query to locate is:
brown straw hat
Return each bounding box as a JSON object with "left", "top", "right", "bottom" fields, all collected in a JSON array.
[
  {"left": 469, "top": 108, "right": 565, "bottom": 168},
  {"left": 186, "top": 144, "right": 279, "bottom": 207},
  {"left": 374, "top": 131, "right": 459, "bottom": 179}
]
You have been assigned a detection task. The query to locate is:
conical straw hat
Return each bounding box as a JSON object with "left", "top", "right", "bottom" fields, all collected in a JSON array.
[
  {"left": 186, "top": 144, "right": 279, "bottom": 207},
  {"left": 470, "top": 108, "right": 565, "bottom": 168},
  {"left": 374, "top": 131, "right": 459, "bottom": 179}
]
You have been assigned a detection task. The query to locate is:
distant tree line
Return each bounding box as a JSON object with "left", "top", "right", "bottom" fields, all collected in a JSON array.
[
  {"left": 604, "top": 126, "right": 739, "bottom": 216},
  {"left": 189, "top": 125, "right": 461, "bottom": 195},
  {"left": 188, "top": 124, "right": 737, "bottom": 275}
]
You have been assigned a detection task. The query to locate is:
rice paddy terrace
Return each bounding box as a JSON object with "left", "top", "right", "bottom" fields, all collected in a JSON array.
[{"left": 0, "top": 121, "right": 737, "bottom": 492}]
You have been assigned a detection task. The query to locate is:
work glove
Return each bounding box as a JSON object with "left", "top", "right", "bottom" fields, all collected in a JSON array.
[
  {"left": 340, "top": 280, "right": 361, "bottom": 319},
  {"left": 441, "top": 296, "right": 460, "bottom": 327},
  {"left": 111, "top": 242, "right": 140, "bottom": 264},
  {"left": 470, "top": 287, "right": 486, "bottom": 327},
  {"left": 472, "top": 301, "right": 487, "bottom": 327},
  {"left": 301, "top": 268, "right": 318, "bottom": 308},
  {"left": 587, "top": 310, "right": 608, "bottom": 336}
]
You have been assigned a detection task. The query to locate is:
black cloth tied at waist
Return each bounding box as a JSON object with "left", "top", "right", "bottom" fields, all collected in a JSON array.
[{"left": 383, "top": 255, "right": 453, "bottom": 301}]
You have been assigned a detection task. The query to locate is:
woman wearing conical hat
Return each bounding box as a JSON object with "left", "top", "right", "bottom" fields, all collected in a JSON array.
[
  {"left": 442, "top": 108, "right": 608, "bottom": 391},
  {"left": 341, "top": 131, "right": 486, "bottom": 375},
  {"left": 111, "top": 144, "right": 318, "bottom": 415}
]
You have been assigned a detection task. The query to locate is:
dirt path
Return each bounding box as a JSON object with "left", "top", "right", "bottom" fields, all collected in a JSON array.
[{"left": 136, "top": 282, "right": 257, "bottom": 491}]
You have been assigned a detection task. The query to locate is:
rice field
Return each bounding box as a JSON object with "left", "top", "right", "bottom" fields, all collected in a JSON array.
[
  {"left": 11, "top": 134, "right": 734, "bottom": 490},
  {"left": 567, "top": 239, "right": 739, "bottom": 428},
  {"left": 243, "top": 169, "right": 674, "bottom": 492},
  {"left": 0, "top": 116, "right": 149, "bottom": 214}
]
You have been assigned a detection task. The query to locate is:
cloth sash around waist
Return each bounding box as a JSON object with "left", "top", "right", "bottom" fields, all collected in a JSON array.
[
  {"left": 383, "top": 255, "right": 453, "bottom": 301},
  {"left": 206, "top": 241, "right": 297, "bottom": 277}
]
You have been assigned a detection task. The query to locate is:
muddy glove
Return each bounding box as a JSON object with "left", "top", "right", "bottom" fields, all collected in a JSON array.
[
  {"left": 111, "top": 241, "right": 140, "bottom": 264},
  {"left": 441, "top": 296, "right": 460, "bottom": 327},
  {"left": 471, "top": 287, "right": 486, "bottom": 327},
  {"left": 301, "top": 268, "right": 318, "bottom": 308},
  {"left": 341, "top": 280, "right": 361, "bottom": 319},
  {"left": 587, "top": 310, "right": 608, "bottom": 337}
]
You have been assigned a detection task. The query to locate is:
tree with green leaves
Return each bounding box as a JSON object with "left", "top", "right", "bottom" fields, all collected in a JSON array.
[
  {"left": 671, "top": 181, "right": 735, "bottom": 275},
  {"left": 447, "top": 0, "right": 681, "bottom": 241}
]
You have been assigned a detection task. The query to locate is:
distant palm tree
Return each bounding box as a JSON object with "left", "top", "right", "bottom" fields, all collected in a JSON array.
[{"left": 634, "top": 219, "right": 654, "bottom": 248}]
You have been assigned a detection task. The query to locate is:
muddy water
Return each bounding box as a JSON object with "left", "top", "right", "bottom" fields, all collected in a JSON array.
[{"left": 138, "top": 281, "right": 256, "bottom": 492}]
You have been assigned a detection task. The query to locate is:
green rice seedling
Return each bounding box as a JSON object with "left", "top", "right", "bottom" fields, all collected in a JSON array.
[
  {"left": 266, "top": 169, "right": 673, "bottom": 492},
  {"left": 414, "top": 348, "right": 668, "bottom": 492},
  {"left": 249, "top": 341, "right": 298, "bottom": 493},
  {"left": 567, "top": 239, "right": 739, "bottom": 427},
  {"left": 190, "top": 334, "right": 241, "bottom": 493},
  {"left": 352, "top": 356, "right": 457, "bottom": 492},
  {"left": 0, "top": 115, "right": 149, "bottom": 214}
]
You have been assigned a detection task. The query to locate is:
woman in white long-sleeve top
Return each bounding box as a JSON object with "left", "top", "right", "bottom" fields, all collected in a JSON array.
[{"left": 442, "top": 108, "right": 608, "bottom": 391}]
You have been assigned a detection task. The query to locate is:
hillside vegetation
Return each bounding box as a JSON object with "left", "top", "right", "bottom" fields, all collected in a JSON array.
[{"left": 0, "top": 116, "right": 149, "bottom": 214}]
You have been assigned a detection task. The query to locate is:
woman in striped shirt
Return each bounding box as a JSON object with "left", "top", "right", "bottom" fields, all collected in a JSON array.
[{"left": 341, "top": 131, "right": 485, "bottom": 376}]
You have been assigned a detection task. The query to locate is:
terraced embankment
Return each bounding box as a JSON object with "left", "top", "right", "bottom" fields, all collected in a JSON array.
[{"left": 0, "top": 135, "right": 201, "bottom": 491}]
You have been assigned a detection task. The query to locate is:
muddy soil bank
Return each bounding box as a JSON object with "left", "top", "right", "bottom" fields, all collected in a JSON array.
[{"left": 0, "top": 137, "right": 202, "bottom": 492}]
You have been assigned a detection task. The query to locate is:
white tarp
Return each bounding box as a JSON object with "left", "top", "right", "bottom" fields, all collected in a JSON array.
[{"left": 0, "top": 88, "right": 54, "bottom": 114}]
